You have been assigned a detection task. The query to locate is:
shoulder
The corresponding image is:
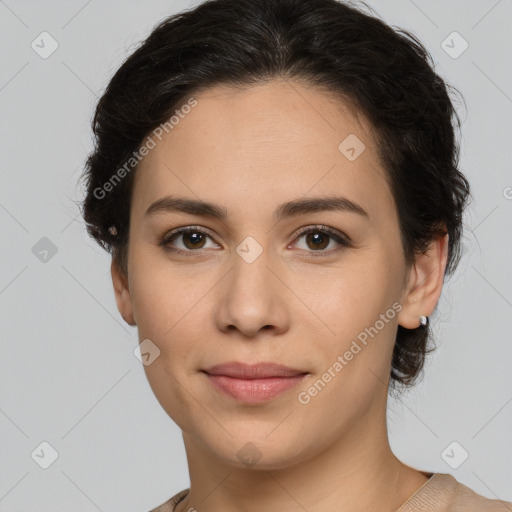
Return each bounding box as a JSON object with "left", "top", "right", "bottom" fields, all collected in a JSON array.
[
  {"left": 444, "top": 473, "right": 512, "bottom": 511},
  {"left": 398, "top": 473, "right": 512, "bottom": 511},
  {"left": 148, "top": 489, "right": 190, "bottom": 512}
]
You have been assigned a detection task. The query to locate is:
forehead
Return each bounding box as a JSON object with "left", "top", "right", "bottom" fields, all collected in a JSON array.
[{"left": 132, "top": 80, "right": 392, "bottom": 221}]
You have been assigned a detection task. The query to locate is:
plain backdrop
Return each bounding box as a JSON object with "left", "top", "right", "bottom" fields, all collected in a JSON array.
[{"left": 1, "top": 1, "right": 511, "bottom": 511}]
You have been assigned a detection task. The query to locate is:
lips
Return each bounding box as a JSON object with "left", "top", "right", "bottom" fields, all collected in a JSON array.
[
  {"left": 202, "top": 362, "right": 309, "bottom": 403},
  {"left": 202, "top": 361, "right": 308, "bottom": 379}
]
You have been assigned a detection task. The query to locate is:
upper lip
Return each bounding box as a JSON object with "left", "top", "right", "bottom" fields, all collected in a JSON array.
[{"left": 203, "top": 362, "right": 308, "bottom": 379}]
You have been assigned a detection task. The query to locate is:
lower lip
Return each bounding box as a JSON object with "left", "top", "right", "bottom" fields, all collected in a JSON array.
[{"left": 204, "top": 373, "right": 307, "bottom": 403}]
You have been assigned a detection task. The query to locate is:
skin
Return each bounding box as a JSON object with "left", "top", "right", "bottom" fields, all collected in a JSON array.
[{"left": 111, "top": 80, "right": 449, "bottom": 512}]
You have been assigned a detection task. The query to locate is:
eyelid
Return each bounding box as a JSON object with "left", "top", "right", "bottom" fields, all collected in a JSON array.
[
  {"left": 290, "top": 224, "right": 351, "bottom": 245},
  {"left": 163, "top": 225, "right": 215, "bottom": 239},
  {"left": 160, "top": 225, "right": 220, "bottom": 248}
]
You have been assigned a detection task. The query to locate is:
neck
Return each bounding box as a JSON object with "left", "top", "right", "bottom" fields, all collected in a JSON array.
[{"left": 174, "top": 397, "right": 429, "bottom": 512}]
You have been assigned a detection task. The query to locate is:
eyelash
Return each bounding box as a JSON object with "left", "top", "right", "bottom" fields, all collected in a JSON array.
[{"left": 159, "top": 224, "right": 351, "bottom": 258}]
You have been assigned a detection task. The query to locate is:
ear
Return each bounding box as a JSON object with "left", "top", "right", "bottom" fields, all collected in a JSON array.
[
  {"left": 111, "top": 259, "right": 136, "bottom": 326},
  {"left": 397, "top": 232, "right": 449, "bottom": 329}
]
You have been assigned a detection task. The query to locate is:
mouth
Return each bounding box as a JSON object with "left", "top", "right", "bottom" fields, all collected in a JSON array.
[
  {"left": 203, "top": 361, "right": 308, "bottom": 378},
  {"left": 201, "top": 362, "right": 309, "bottom": 403}
]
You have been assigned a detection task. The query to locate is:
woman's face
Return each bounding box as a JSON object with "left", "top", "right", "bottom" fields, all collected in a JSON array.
[{"left": 114, "top": 80, "right": 419, "bottom": 469}]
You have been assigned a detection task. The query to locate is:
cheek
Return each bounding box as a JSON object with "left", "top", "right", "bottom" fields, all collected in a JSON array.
[
  {"left": 141, "top": 359, "right": 199, "bottom": 433},
  {"left": 128, "top": 252, "right": 205, "bottom": 337},
  {"left": 287, "top": 253, "right": 400, "bottom": 393},
  {"left": 288, "top": 253, "right": 395, "bottom": 336},
  {"left": 129, "top": 260, "right": 216, "bottom": 385},
  {"left": 132, "top": 268, "right": 208, "bottom": 429}
]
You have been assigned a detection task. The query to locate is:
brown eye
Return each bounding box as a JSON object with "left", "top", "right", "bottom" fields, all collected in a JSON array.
[
  {"left": 180, "top": 231, "right": 207, "bottom": 250},
  {"left": 304, "top": 231, "right": 330, "bottom": 251},
  {"left": 291, "top": 225, "right": 350, "bottom": 257},
  {"left": 160, "top": 226, "right": 219, "bottom": 254}
]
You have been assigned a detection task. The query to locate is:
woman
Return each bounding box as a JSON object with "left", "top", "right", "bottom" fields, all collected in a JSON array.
[{"left": 79, "top": 0, "right": 512, "bottom": 510}]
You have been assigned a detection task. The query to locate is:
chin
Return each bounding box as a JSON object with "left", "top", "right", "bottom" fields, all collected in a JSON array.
[{"left": 203, "top": 431, "right": 313, "bottom": 471}]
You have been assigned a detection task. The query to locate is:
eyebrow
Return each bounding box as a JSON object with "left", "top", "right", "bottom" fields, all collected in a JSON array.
[{"left": 144, "top": 195, "right": 369, "bottom": 221}]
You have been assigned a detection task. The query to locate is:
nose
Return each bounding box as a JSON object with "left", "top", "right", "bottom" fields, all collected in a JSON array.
[{"left": 215, "top": 249, "right": 290, "bottom": 339}]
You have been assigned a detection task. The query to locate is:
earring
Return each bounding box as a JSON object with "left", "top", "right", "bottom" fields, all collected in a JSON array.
[
  {"left": 418, "top": 315, "right": 428, "bottom": 327},
  {"left": 108, "top": 225, "right": 118, "bottom": 236}
]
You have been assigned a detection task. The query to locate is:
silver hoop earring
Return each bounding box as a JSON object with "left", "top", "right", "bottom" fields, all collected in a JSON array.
[{"left": 418, "top": 315, "right": 428, "bottom": 327}]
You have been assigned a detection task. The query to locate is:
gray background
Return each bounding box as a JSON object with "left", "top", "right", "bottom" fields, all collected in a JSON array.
[{"left": 1, "top": 0, "right": 511, "bottom": 511}]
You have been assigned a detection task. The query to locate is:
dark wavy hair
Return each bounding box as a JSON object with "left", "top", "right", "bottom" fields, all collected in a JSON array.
[{"left": 78, "top": 0, "right": 471, "bottom": 394}]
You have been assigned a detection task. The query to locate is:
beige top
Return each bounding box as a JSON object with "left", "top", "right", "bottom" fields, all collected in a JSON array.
[{"left": 149, "top": 473, "right": 512, "bottom": 512}]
